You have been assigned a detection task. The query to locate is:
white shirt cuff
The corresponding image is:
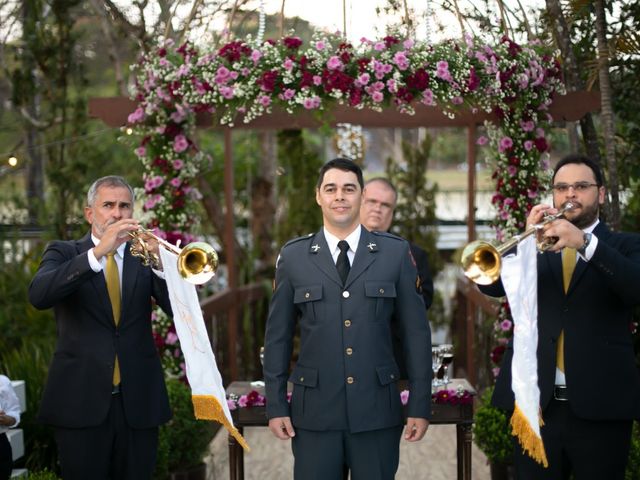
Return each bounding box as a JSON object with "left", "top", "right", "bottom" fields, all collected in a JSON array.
[{"left": 87, "top": 248, "right": 102, "bottom": 272}]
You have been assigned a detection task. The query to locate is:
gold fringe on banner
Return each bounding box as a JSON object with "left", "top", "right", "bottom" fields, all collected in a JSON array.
[
  {"left": 192, "top": 395, "right": 250, "bottom": 452},
  {"left": 510, "top": 403, "right": 548, "bottom": 467}
]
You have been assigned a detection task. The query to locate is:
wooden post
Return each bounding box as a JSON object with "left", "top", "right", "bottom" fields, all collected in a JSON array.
[{"left": 224, "top": 129, "right": 239, "bottom": 380}]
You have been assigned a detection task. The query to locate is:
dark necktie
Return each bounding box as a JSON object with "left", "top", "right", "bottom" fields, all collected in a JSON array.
[{"left": 336, "top": 240, "right": 351, "bottom": 285}]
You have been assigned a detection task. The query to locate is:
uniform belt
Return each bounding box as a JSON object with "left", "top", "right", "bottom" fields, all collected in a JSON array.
[
  {"left": 553, "top": 385, "right": 568, "bottom": 401},
  {"left": 112, "top": 384, "right": 121, "bottom": 395}
]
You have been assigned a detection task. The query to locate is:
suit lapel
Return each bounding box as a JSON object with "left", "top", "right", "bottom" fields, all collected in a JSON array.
[
  {"left": 345, "top": 229, "right": 378, "bottom": 287},
  {"left": 308, "top": 231, "right": 343, "bottom": 286},
  {"left": 543, "top": 250, "right": 564, "bottom": 294},
  {"left": 566, "top": 222, "right": 609, "bottom": 294},
  {"left": 77, "top": 233, "right": 115, "bottom": 328}
]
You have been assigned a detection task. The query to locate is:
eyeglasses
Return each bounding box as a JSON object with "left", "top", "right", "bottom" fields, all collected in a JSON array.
[{"left": 551, "top": 182, "right": 599, "bottom": 193}]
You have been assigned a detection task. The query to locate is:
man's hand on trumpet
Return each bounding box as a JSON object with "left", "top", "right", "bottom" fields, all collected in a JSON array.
[
  {"left": 527, "top": 203, "right": 584, "bottom": 253},
  {"left": 94, "top": 219, "right": 139, "bottom": 259},
  {"left": 137, "top": 230, "right": 164, "bottom": 269}
]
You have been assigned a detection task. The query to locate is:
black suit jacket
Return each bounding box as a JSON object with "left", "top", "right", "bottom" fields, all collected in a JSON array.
[
  {"left": 264, "top": 228, "right": 432, "bottom": 433},
  {"left": 29, "top": 233, "right": 173, "bottom": 429},
  {"left": 481, "top": 222, "right": 640, "bottom": 420}
]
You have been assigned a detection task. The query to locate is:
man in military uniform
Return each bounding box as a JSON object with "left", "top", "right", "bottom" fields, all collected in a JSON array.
[{"left": 263, "top": 158, "right": 432, "bottom": 480}]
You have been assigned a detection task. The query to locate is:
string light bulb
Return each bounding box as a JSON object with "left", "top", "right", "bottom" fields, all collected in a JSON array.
[{"left": 8, "top": 155, "right": 18, "bottom": 167}]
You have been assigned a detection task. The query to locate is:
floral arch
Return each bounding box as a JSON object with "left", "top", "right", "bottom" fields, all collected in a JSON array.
[{"left": 126, "top": 31, "right": 572, "bottom": 246}]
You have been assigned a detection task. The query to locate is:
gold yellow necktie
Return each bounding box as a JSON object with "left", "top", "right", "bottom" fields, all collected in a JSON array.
[
  {"left": 556, "top": 247, "right": 577, "bottom": 372},
  {"left": 105, "top": 252, "right": 121, "bottom": 385}
]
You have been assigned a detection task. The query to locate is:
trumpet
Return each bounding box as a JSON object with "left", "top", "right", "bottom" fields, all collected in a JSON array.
[
  {"left": 461, "top": 203, "right": 575, "bottom": 285},
  {"left": 129, "top": 227, "right": 219, "bottom": 285}
]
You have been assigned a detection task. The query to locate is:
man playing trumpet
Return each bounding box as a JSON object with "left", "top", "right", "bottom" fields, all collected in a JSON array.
[
  {"left": 29, "top": 175, "right": 173, "bottom": 480},
  {"left": 480, "top": 154, "right": 640, "bottom": 479}
]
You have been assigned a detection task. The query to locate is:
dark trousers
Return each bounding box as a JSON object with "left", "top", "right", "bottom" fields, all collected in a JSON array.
[
  {"left": 292, "top": 426, "right": 403, "bottom": 480},
  {"left": 514, "top": 399, "right": 632, "bottom": 479},
  {"left": 0, "top": 433, "right": 12, "bottom": 480},
  {"left": 54, "top": 392, "right": 158, "bottom": 480}
]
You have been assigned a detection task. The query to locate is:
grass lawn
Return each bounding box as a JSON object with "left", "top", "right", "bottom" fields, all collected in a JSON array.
[{"left": 425, "top": 168, "right": 494, "bottom": 191}]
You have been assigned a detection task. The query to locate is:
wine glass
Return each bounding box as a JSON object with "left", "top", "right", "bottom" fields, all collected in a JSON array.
[
  {"left": 251, "top": 346, "right": 266, "bottom": 387},
  {"left": 439, "top": 344, "right": 454, "bottom": 386},
  {"left": 431, "top": 345, "right": 443, "bottom": 392}
]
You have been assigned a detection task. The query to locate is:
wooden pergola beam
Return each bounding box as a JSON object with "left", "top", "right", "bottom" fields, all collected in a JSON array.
[{"left": 89, "top": 91, "right": 600, "bottom": 129}]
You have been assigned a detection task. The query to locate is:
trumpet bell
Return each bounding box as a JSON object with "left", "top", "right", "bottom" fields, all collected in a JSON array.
[
  {"left": 461, "top": 240, "right": 501, "bottom": 285},
  {"left": 177, "top": 242, "right": 219, "bottom": 285}
]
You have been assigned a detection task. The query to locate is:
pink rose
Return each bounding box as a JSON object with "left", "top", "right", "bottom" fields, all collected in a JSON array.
[
  {"left": 127, "top": 107, "right": 145, "bottom": 124},
  {"left": 172, "top": 159, "right": 184, "bottom": 170},
  {"left": 173, "top": 134, "right": 189, "bottom": 153},
  {"left": 327, "top": 56, "right": 343, "bottom": 71},
  {"left": 259, "top": 95, "right": 272, "bottom": 107},
  {"left": 476, "top": 136, "right": 489, "bottom": 146}
]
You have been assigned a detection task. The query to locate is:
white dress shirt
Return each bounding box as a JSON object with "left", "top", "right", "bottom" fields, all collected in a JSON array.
[
  {"left": 0, "top": 375, "right": 20, "bottom": 433},
  {"left": 323, "top": 225, "right": 362, "bottom": 266}
]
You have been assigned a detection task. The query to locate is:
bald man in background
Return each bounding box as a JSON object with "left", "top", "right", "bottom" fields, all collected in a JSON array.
[{"left": 360, "top": 178, "right": 435, "bottom": 380}]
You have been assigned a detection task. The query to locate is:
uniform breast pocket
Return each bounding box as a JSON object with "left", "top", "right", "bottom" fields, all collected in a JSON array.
[
  {"left": 365, "top": 281, "right": 397, "bottom": 319},
  {"left": 293, "top": 285, "right": 323, "bottom": 324}
]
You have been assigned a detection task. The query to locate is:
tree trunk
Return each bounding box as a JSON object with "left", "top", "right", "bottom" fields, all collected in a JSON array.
[
  {"left": 23, "top": 0, "right": 45, "bottom": 224},
  {"left": 545, "top": 0, "right": 602, "bottom": 163},
  {"left": 594, "top": 0, "right": 621, "bottom": 230},
  {"left": 251, "top": 132, "right": 276, "bottom": 275}
]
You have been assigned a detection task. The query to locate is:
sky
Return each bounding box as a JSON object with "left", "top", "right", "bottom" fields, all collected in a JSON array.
[{"left": 258, "top": 0, "right": 459, "bottom": 43}]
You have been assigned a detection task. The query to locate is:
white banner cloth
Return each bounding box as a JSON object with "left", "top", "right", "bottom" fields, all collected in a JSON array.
[
  {"left": 159, "top": 247, "right": 248, "bottom": 450},
  {"left": 501, "top": 235, "right": 547, "bottom": 466}
]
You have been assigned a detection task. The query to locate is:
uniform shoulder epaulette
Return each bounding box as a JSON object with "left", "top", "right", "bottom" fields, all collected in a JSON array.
[
  {"left": 283, "top": 233, "right": 314, "bottom": 248},
  {"left": 371, "top": 230, "right": 403, "bottom": 241}
]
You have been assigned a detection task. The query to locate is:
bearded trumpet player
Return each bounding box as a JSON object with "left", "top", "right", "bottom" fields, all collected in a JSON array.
[
  {"left": 477, "top": 155, "right": 640, "bottom": 479},
  {"left": 29, "top": 175, "right": 174, "bottom": 480}
]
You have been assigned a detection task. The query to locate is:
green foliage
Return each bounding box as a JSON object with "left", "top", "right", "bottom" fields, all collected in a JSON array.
[
  {"left": 275, "top": 130, "right": 322, "bottom": 246},
  {"left": 26, "top": 470, "right": 61, "bottom": 480},
  {"left": 386, "top": 134, "right": 443, "bottom": 276},
  {"left": 0, "top": 234, "right": 55, "bottom": 353},
  {"left": 155, "top": 379, "right": 217, "bottom": 479},
  {"left": 0, "top": 340, "right": 58, "bottom": 473},
  {"left": 473, "top": 386, "right": 513, "bottom": 464},
  {"left": 627, "top": 421, "right": 640, "bottom": 480}
]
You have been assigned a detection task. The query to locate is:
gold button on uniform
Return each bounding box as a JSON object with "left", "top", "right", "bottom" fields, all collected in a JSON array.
[
  {"left": 344, "top": 319, "right": 351, "bottom": 327},
  {"left": 379, "top": 288, "right": 385, "bottom": 294},
  {"left": 347, "top": 376, "right": 354, "bottom": 384},
  {"left": 342, "top": 291, "right": 350, "bottom": 298},
  {"left": 304, "top": 292, "right": 310, "bottom": 299},
  {"left": 346, "top": 347, "right": 353, "bottom": 355},
  {"left": 299, "top": 377, "right": 304, "bottom": 382}
]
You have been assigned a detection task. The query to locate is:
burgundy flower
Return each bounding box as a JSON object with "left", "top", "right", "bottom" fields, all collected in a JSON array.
[
  {"left": 153, "top": 332, "right": 165, "bottom": 350},
  {"left": 158, "top": 47, "right": 167, "bottom": 57},
  {"left": 406, "top": 68, "right": 429, "bottom": 91},
  {"left": 356, "top": 57, "right": 371, "bottom": 72},
  {"left": 467, "top": 67, "right": 480, "bottom": 91},
  {"left": 283, "top": 36, "right": 303, "bottom": 49},
  {"left": 322, "top": 70, "right": 354, "bottom": 93},
  {"left": 396, "top": 87, "right": 414, "bottom": 104},
  {"left": 491, "top": 345, "right": 506, "bottom": 364},
  {"left": 349, "top": 87, "right": 363, "bottom": 106},
  {"left": 259, "top": 70, "right": 279, "bottom": 92},
  {"left": 383, "top": 36, "right": 400, "bottom": 48},
  {"left": 534, "top": 137, "right": 548, "bottom": 152},
  {"left": 299, "top": 70, "right": 314, "bottom": 89},
  {"left": 218, "top": 41, "right": 251, "bottom": 62}
]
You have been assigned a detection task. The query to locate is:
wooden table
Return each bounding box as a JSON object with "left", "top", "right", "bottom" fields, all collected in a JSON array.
[{"left": 226, "top": 379, "right": 476, "bottom": 480}]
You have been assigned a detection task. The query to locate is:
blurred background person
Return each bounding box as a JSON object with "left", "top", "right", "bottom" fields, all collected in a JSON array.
[{"left": 0, "top": 374, "right": 21, "bottom": 480}]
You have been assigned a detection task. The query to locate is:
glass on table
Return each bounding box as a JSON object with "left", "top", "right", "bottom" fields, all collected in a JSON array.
[{"left": 439, "top": 344, "right": 454, "bottom": 386}]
